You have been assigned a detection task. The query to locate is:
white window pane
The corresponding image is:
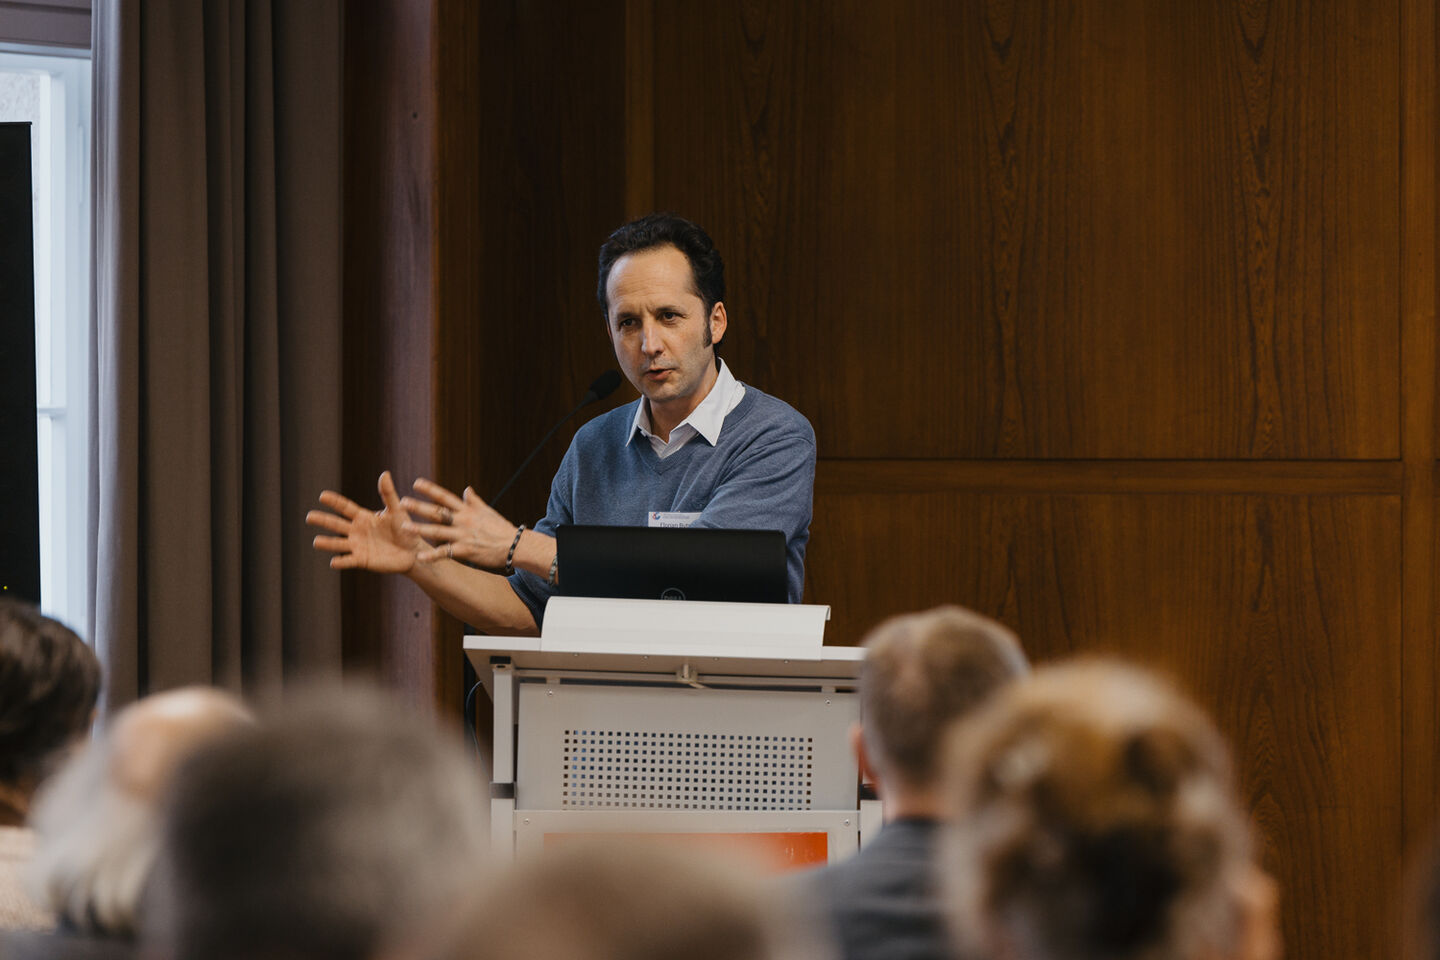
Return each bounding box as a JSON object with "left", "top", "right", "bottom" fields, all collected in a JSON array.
[{"left": 1, "top": 49, "right": 90, "bottom": 635}]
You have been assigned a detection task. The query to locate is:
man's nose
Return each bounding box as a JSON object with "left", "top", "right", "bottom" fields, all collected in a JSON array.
[{"left": 640, "top": 319, "right": 663, "bottom": 355}]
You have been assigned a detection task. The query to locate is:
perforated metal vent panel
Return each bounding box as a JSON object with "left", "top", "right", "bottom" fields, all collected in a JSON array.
[
  {"left": 563, "top": 730, "right": 813, "bottom": 810},
  {"left": 517, "top": 683, "right": 858, "bottom": 811}
]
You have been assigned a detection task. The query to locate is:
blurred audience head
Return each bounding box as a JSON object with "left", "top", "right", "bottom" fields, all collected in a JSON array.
[
  {"left": 940, "top": 659, "right": 1278, "bottom": 960},
  {"left": 28, "top": 686, "right": 252, "bottom": 936},
  {"left": 858, "top": 605, "right": 1027, "bottom": 803},
  {"left": 145, "top": 684, "right": 487, "bottom": 960},
  {"left": 433, "top": 840, "right": 819, "bottom": 960},
  {"left": 0, "top": 599, "right": 100, "bottom": 815}
]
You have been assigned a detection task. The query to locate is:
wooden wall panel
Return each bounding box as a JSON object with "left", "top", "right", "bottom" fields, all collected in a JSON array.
[
  {"left": 809, "top": 489, "right": 1401, "bottom": 959},
  {"left": 1402, "top": 0, "right": 1439, "bottom": 898},
  {"left": 343, "top": 0, "right": 627, "bottom": 717},
  {"left": 647, "top": 0, "right": 1399, "bottom": 459},
  {"left": 341, "top": 0, "right": 441, "bottom": 706},
  {"left": 447, "top": 0, "right": 629, "bottom": 532},
  {"left": 431, "top": 0, "right": 628, "bottom": 714},
  {"left": 350, "top": 1, "right": 1434, "bottom": 957}
]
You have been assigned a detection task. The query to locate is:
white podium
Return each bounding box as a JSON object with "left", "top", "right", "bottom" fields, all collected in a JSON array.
[{"left": 465, "top": 596, "right": 876, "bottom": 869}]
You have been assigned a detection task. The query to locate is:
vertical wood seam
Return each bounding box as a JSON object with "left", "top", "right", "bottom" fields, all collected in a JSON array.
[{"left": 1400, "top": 0, "right": 1437, "bottom": 919}]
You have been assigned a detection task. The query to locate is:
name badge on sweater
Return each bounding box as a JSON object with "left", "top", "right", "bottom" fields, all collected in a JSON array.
[{"left": 648, "top": 511, "right": 700, "bottom": 528}]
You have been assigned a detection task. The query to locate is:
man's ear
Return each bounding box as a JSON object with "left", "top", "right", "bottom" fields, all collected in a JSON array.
[
  {"left": 708, "top": 301, "right": 728, "bottom": 346},
  {"left": 850, "top": 723, "right": 879, "bottom": 789}
]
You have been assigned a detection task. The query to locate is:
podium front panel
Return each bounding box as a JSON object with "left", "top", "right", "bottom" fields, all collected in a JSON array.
[
  {"left": 516, "top": 682, "right": 859, "bottom": 812},
  {"left": 512, "top": 810, "right": 858, "bottom": 869}
]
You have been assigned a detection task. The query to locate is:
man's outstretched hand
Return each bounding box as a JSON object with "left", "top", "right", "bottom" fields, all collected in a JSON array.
[
  {"left": 307, "top": 471, "right": 424, "bottom": 573},
  {"left": 401, "top": 478, "right": 519, "bottom": 569}
]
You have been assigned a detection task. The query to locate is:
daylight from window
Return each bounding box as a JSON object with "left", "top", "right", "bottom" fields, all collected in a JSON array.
[{"left": 0, "top": 48, "right": 91, "bottom": 638}]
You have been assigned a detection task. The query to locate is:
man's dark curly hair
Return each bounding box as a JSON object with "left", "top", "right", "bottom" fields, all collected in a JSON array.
[{"left": 0, "top": 599, "right": 100, "bottom": 787}]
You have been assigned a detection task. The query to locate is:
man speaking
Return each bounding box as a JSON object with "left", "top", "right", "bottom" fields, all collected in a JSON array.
[{"left": 307, "top": 214, "right": 816, "bottom": 634}]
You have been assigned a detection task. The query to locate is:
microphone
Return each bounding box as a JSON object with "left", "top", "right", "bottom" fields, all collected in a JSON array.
[
  {"left": 580, "top": 369, "right": 622, "bottom": 405},
  {"left": 490, "top": 370, "right": 624, "bottom": 508}
]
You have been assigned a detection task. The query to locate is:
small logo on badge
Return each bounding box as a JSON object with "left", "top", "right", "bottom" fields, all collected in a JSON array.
[{"left": 660, "top": 587, "right": 686, "bottom": 601}]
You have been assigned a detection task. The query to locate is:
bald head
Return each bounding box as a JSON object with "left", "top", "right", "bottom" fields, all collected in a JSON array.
[
  {"left": 107, "top": 688, "right": 253, "bottom": 802},
  {"left": 28, "top": 687, "right": 253, "bottom": 935}
]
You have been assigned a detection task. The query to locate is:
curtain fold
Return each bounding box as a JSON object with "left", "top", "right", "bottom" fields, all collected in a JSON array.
[{"left": 90, "top": 0, "right": 343, "bottom": 711}]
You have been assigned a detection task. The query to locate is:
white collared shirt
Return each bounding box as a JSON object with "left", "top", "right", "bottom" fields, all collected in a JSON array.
[{"left": 627, "top": 359, "right": 746, "bottom": 459}]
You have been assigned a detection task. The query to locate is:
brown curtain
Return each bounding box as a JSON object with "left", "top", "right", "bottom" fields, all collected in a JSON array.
[{"left": 89, "top": 0, "right": 343, "bottom": 710}]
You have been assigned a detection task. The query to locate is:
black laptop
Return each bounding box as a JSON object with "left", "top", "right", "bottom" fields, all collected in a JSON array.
[{"left": 555, "top": 525, "right": 788, "bottom": 604}]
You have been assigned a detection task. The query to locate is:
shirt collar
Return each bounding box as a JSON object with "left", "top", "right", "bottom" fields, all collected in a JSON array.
[{"left": 627, "top": 359, "right": 739, "bottom": 447}]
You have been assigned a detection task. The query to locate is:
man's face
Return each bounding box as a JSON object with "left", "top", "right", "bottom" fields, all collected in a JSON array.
[{"left": 605, "top": 245, "right": 727, "bottom": 434}]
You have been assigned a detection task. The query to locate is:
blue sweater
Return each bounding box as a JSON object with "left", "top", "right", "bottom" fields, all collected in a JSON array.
[{"left": 509, "top": 384, "right": 817, "bottom": 625}]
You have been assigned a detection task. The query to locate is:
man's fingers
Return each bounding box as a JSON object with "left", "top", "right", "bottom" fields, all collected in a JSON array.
[
  {"left": 399, "top": 497, "right": 450, "bottom": 523},
  {"left": 377, "top": 470, "right": 406, "bottom": 511},
  {"left": 311, "top": 535, "right": 352, "bottom": 554},
  {"left": 416, "top": 542, "right": 461, "bottom": 563},
  {"left": 413, "top": 477, "right": 465, "bottom": 510},
  {"left": 463, "top": 486, "right": 486, "bottom": 506},
  {"left": 329, "top": 554, "right": 362, "bottom": 570},
  {"left": 403, "top": 521, "right": 457, "bottom": 542},
  {"left": 317, "top": 490, "right": 361, "bottom": 519},
  {"left": 305, "top": 511, "right": 351, "bottom": 535}
]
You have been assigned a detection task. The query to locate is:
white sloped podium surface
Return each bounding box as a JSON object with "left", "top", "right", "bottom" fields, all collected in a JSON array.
[{"left": 465, "top": 597, "right": 872, "bottom": 868}]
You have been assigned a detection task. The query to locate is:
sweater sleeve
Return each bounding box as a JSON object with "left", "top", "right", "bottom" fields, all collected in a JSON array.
[{"left": 506, "top": 435, "right": 581, "bottom": 627}]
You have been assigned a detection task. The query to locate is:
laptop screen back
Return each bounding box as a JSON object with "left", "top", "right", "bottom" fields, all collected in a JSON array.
[{"left": 556, "top": 525, "right": 788, "bottom": 604}]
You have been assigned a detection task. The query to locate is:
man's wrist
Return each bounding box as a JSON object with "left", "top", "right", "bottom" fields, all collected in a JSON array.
[
  {"left": 504, "top": 524, "right": 527, "bottom": 575},
  {"left": 511, "top": 529, "right": 557, "bottom": 579}
]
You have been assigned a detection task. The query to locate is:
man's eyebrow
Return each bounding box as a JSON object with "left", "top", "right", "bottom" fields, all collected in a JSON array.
[{"left": 612, "top": 303, "right": 688, "bottom": 319}]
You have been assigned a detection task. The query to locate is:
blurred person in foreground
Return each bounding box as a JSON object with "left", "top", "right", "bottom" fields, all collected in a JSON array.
[
  {"left": 0, "top": 599, "right": 100, "bottom": 931},
  {"left": 143, "top": 685, "right": 488, "bottom": 960},
  {"left": 25, "top": 687, "right": 252, "bottom": 941},
  {"left": 431, "top": 840, "right": 825, "bottom": 960},
  {"left": 806, "top": 606, "right": 1028, "bottom": 960},
  {"left": 940, "top": 660, "right": 1280, "bottom": 960}
]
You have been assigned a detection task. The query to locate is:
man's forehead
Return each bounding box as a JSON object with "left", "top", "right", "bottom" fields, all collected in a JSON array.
[{"left": 607, "top": 245, "right": 702, "bottom": 309}]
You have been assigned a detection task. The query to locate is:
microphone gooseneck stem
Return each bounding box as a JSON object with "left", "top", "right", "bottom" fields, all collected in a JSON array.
[{"left": 489, "top": 397, "right": 591, "bottom": 509}]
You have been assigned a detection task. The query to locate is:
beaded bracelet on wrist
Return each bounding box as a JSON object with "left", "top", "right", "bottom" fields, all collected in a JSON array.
[{"left": 504, "top": 524, "right": 526, "bottom": 576}]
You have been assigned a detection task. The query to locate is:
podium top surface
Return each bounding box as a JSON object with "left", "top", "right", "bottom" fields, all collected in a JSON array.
[
  {"left": 463, "top": 635, "right": 864, "bottom": 681},
  {"left": 463, "top": 596, "right": 861, "bottom": 681}
]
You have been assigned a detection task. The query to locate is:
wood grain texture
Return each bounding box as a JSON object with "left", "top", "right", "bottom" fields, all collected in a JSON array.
[
  {"left": 624, "top": 0, "right": 655, "bottom": 218},
  {"left": 807, "top": 492, "right": 1400, "bottom": 960},
  {"left": 448, "top": 0, "right": 629, "bottom": 533},
  {"left": 341, "top": 0, "right": 440, "bottom": 707},
  {"left": 432, "top": 0, "right": 484, "bottom": 719},
  {"left": 1401, "top": 0, "right": 1438, "bottom": 947},
  {"left": 648, "top": 0, "right": 1399, "bottom": 458},
  {"left": 342, "top": 0, "right": 631, "bottom": 711},
  {"left": 817, "top": 459, "right": 1402, "bottom": 496},
  {"left": 354, "top": 4, "right": 1427, "bottom": 956}
]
